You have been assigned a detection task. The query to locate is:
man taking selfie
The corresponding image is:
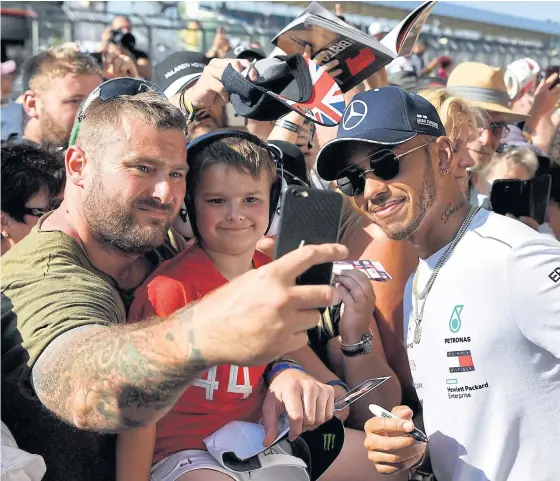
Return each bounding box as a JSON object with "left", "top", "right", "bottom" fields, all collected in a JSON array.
[{"left": 2, "top": 59, "right": 347, "bottom": 481}]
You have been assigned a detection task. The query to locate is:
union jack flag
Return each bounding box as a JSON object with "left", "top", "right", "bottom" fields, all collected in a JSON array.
[{"left": 270, "top": 57, "right": 345, "bottom": 127}]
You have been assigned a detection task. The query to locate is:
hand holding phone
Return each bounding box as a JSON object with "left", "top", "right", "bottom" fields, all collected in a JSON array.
[
  {"left": 544, "top": 66, "right": 560, "bottom": 89},
  {"left": 274, "top": 186, "right": 344, "bottom": 289},
  {"left": 490, "top": 175, "right": 552, "bottom": 225}
]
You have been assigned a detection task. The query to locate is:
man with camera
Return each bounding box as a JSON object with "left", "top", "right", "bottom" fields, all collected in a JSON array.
[{"left": 101, "top": 15, "right": 152, "bottom": 80}]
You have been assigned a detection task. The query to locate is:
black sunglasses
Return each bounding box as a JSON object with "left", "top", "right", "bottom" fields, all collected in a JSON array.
[
  {"left": 69, "top": 78, "right": 166, "bottom": 146},
  {"left": 482, "top": 122, "right": 510, "bottom": 139},
  {"left": 22, "top": 198, "right": 63, "bottom": 218},
  {"left": 336, "top": 140, "right": 435, "bottom": 197}
]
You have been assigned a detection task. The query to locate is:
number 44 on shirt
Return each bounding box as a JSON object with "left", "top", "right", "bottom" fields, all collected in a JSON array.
[{"left": 192, "top": 365, "right": 253, "bottom": 400}]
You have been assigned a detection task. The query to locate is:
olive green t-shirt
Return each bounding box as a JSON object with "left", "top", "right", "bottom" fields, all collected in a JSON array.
[
  {"left": 1, "top": 222, "right": 187, "bottom": 481},
  {"left": 1, "top": 222, "right": 187, "bottom": 394}
]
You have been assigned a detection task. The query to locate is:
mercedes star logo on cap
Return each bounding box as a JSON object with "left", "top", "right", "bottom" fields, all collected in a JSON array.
[{"left": 342, "top": 100, "right": 368, "bottom": 131}]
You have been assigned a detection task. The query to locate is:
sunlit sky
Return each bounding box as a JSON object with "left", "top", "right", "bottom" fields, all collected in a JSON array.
[{"left": 452, "top": 1, "right": 560, "bottom": 23}]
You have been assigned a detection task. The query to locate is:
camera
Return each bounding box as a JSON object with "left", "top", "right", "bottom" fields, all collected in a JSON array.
[{"left": 109, "top": 29, "right": 136, "bottom": 52}]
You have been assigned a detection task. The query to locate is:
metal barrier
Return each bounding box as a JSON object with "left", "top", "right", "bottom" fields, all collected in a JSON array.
[
  {"left": 21, "top": 3, "right": 279, "bottom": 64},
  {"left": 4, "top": 2, "right": 557, "bottom": 71}
]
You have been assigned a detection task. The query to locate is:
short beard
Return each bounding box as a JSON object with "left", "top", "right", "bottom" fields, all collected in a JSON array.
[
  {"left": 39, "top": 109, "right": 71, "bottom": 147},
  {"left": 82, "top": 168, "right": 171, "bottom": 255},
  {"left": 377, "top": 150, "right": 437, "bottom": 241}
]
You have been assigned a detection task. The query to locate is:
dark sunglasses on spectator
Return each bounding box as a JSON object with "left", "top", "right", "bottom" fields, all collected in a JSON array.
[
  {"left": 22, "top": 198, "right": 63, "bottom": 218},
  {"left": 482, "top": 122, "right": 510, "bottom": 139},
  {"left": 69, "top": 78, "right": 166, "bottom": 146},
  {"left": 336, "top": 139, "right": 435, "bottom": 197}
]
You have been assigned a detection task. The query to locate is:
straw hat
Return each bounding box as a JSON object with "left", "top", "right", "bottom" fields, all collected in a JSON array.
[{"left": 447, "top": 62, "right": 528, "bottom": 122}]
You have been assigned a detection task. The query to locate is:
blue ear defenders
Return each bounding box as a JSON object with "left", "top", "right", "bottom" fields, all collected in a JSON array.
[{"left": 173, "top": 130, "right": 307, "bottom": 239}]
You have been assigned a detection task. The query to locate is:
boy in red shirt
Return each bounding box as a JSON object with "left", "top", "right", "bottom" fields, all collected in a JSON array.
[{"left": 116, "top": 131, "right": 337, "bottom": 481}]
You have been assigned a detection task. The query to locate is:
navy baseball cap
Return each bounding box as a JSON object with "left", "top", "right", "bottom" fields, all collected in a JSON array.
[{"left": 316, "top": 86, "right": 446, "bottom": 181}]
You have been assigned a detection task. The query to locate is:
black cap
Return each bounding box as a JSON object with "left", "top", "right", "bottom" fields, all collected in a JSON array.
[
  {"left": 154, "top": 51, "right": 208, "bottom": 98},
  {"left": 317, "top": 87, "right": 446, "bottom": 181}
]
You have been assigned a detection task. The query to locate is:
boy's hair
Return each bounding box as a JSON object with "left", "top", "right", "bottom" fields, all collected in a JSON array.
[
  {"left": 187, "top": 137, "right": 277, "bottom": 198},
  {"left": 1, "top": 142, "right": 66, "bottom": 222},
  {"left": 28, "top": 48, "right": 102, "bottom": 94}
]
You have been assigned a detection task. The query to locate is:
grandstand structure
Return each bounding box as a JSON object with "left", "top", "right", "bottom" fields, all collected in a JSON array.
[
  {"left": 198, "top": 1, "right": 560, "bottom": 69},
  {"left": 2, "top": 1, "right": 559, "bottom": 70}
]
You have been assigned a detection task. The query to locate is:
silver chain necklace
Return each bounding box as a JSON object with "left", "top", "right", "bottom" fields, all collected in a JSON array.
[{"left": 412, "top": 205, "right": 480, "bottom": 344}]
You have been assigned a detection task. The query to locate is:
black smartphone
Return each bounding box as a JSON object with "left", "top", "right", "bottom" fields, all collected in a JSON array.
[
  {"left": 491, "top": 179, "right": 526, "bottom": 218},
  {"left": 530, "top": 174, "right": 552, "bottom": 224},
  {"left": 490, "top": 175, "right": 552, "bottom": 224},
  {"left": 274, "top": 185, "right": 343, "bottom": 289}
]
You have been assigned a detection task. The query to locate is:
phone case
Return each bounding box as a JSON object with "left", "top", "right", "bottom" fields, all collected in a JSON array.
[
  {"left": 490, "top": 175, "right": 552, "bottom": 224},
  {"left": 274, "top": 185, "right": 343, "bottom": 287},
  {"left": 529, "top": 174, "right": 552, "bottom": 225},
  {"left": 490, "top": 179, "right": 527, "bottom": 218}
]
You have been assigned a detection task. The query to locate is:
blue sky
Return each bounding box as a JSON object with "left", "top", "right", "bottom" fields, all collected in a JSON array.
[{"left": 454, "top": 1, "right": 560, "bottom": 23}]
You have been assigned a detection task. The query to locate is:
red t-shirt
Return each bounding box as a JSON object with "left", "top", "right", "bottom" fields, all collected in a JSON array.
[{"left": 128, "top": 246, "right": 270, "bottom": 462}]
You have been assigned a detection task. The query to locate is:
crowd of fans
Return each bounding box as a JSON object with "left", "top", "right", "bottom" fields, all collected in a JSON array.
[{"left": 1, "top": 5, "right": 560, "bottom": 481}]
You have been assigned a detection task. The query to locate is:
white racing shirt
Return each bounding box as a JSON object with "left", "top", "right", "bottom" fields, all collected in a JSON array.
[{"left": 404, "top": 209, "right": 560, "bottom": 481}]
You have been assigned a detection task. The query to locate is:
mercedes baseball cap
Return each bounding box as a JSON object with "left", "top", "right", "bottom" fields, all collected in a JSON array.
[
  {"left": 227, "top": 44, "right": 266, "bottom": 61},
  {"left": 154, "top": 51, "right": 208, "bottom": 98},
  {"left": 316, "top": 86, "right": 446, "bottom": 181}
]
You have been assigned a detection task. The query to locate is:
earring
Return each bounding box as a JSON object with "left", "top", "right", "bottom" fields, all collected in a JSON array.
[
  {"left": 2, "top": 233, "right": 10, "bottom": 238},
  {"left": 441, "top": 168, "right": 450, "bottom": 176}
]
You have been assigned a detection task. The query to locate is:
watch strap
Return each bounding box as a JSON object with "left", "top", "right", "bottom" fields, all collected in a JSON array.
[{"left": 341, "top": 330, "right": 373, "bottom": 357}]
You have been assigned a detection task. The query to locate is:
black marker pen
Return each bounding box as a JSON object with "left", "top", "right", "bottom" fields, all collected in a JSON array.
[{"left": 369, "top": 404, "right": 429, "bottom": 443}]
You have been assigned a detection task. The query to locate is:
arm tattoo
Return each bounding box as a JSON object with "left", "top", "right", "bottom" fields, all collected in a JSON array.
[{"left": 32, "top": 307, "right": 209, "bottom": 433}]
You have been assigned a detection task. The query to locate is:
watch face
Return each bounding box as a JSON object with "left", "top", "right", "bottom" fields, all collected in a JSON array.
[{"left": 334, "top": 377, "right": 390, "bottom": 411}]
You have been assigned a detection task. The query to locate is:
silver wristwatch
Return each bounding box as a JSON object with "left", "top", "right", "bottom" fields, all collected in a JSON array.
[{"left": 341, "top": 330, "right": 373, "bottom": 357}]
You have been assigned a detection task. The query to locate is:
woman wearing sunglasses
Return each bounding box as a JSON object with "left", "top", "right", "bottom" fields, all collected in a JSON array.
[{"left": 1, "top": 142, "right": 65, "bottom": 255}]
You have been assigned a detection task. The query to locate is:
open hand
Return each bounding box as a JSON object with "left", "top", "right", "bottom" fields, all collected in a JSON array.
[{"left": 102, "top": 51, "right": 138, "bottom": 79}]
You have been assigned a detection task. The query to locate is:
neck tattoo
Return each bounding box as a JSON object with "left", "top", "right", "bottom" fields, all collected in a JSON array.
[{"left": 440, "top": 200, "right": 465, "bottom": 225}]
